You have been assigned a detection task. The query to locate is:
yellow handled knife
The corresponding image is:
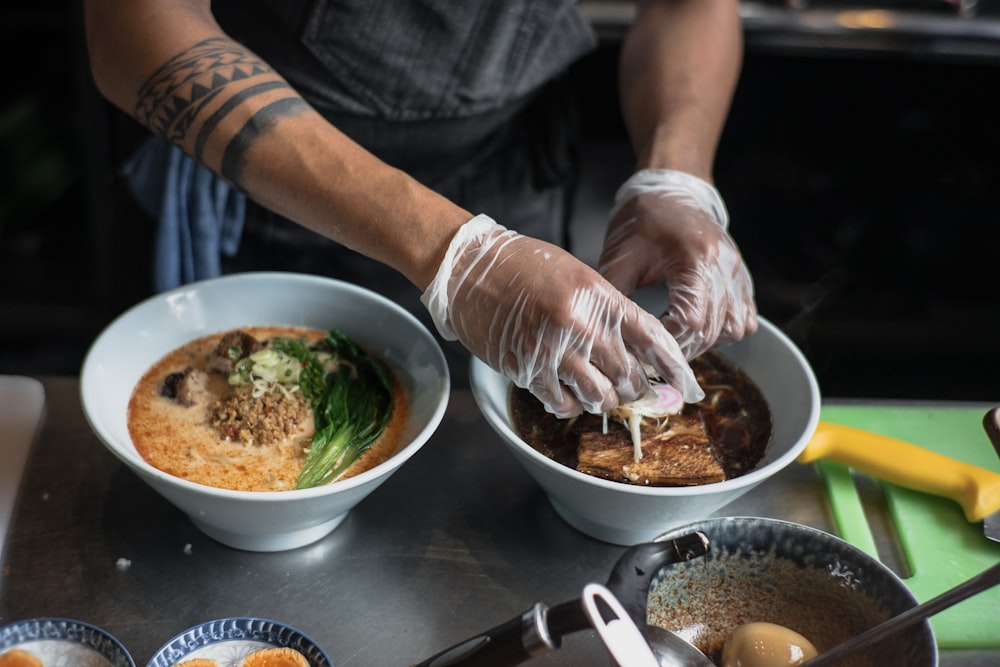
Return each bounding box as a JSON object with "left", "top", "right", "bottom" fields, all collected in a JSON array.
[{"left": 797, "top": 413, "right": 1000, "bottom": 543}]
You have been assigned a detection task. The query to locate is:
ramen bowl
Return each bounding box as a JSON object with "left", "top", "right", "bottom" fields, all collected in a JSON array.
[
  {"left": 647, "top": 516, "right": 936, "bottom": 666},
  {"left": 81, "top": 271, "right": 449, "bottom": 552},
  {"left": 469, "top": 317, "right": 820, "bottom": 545}
]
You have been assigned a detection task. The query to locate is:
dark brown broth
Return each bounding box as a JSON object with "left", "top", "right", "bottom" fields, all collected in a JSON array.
[{"left": 508, "top": 351, "right": 772, "bottom": 486}]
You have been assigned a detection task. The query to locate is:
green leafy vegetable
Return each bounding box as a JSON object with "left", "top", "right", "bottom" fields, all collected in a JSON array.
[
  {"left": 223, "top": 328, "right": 395, "bottom": 488},
  {"left": 269, "top": 336, "right": 327, "bottom": 400},
  {"left": 294, "top": 330, "right": 395, "bottom": 489}
]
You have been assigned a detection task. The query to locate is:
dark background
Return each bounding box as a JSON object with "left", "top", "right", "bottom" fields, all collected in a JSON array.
[{"left": 2, "top": 2, "right": 998, "bottom": 402}]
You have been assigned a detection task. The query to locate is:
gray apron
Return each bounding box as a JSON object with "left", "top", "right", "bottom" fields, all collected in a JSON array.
[
  {"left": 212, "top": 0, "right": 596, "bottom": 240},
  {"left": 209, "top": 1, "right": 597, "bottom": 376}
]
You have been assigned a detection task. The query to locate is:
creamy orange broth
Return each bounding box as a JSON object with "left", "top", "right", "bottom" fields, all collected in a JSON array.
[{"left": 127, "top": 326, "right": 408, "bottom": 491}]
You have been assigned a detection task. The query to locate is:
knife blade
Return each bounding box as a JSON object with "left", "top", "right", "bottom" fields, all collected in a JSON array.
[
  {"left": 797, "top": 419, "right": 1000, "bottom": 543},
  {"left": 983, "top": 406, "right": 1000, "bottom": 458},
  {"left": 982, "top": 407, "right": 1000, "bottom": 541}
]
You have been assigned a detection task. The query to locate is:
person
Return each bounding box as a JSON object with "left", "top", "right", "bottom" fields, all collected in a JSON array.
[{"left": 82, "top": 0, "right": 756, "bottom": 419}]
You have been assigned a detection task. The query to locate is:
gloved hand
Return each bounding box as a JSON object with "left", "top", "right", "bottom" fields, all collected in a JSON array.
[
  {"left": 421, "top": 214, "right": 704, "bottom": 418},
  {"left": 598, "top": 169, "right": 757, "bottom": 360}
]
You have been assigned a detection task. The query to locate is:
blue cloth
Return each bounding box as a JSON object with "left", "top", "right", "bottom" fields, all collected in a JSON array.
[{"left": 122, "top": 136, "right": 246, "bottom": 292}]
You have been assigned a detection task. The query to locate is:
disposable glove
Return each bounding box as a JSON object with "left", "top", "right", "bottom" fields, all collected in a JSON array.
[
  {"left": 599, "top": 169, "right": 757, "bottom": 360},
  {"left": 421, "top": 214, "right": 704, "bottom": 418}
]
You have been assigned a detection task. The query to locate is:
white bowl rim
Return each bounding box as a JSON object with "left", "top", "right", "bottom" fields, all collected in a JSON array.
[
  {"left": 80, "top": 271, "right": 450, "bottom": 501},
  {"left": 470, "top": 316, "right": 821, "bottom": 497}
]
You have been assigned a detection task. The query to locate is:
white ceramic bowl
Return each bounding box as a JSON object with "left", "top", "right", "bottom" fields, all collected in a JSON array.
[
  {"left": 470, "top": 317, "right": 820, "bottom": 545},
  {"left": 81, "top": 272, "right": 449, "bottom": 552}
]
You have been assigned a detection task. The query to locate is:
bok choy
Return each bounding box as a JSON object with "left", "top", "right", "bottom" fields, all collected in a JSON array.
[
  {"left": 226, "top": 329, "right": 395, "bottom": 488},
  {"left": 292, "top": 330, "right": 395, "bottom": 489}
]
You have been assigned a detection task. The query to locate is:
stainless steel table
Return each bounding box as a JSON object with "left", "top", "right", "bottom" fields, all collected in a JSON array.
[{"left": 1, "top": 378, "right": 996, "bottom": 666}]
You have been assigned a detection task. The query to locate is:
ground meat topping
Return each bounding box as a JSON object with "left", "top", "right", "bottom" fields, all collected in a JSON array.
[{"left": 209, "top": 384, "right": 310, "bottom": 445}]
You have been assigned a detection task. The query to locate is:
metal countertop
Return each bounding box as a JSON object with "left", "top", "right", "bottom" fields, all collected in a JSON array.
[{"left": 1, "top": 377, "right": 996, "bottom": 666}]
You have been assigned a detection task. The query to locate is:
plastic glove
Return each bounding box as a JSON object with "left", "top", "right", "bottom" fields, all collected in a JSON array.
[
  {"left": 599, "top": 169, "right": 757, "bottom": 360},
  {"left": 422, "top": 214, "right": 704, "bottom": 418}
]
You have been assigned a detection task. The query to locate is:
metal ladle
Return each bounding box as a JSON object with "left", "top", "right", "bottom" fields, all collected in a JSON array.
[
  {"left": 411, "top": 530, "right": 711, "bottom": 667},
  {"left": 645, "top": 625, "right": 715, "bottom": 667}
]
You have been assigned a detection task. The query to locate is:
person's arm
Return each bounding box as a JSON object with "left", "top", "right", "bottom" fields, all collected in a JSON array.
[
  {"left": 618, "top": 0, "right": 743, "bottom": 179},
  {"left": 83, "top": 0, "right": 705, "bottom": 417},
  {"left": 83, "top": 0, "right": 469, "bottom": 290},
  {"left": 598, "top": 0, "right": 756, "bottom": 360}
]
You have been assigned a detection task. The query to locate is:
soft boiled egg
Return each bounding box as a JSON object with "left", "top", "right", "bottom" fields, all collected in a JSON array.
[{"left": 721, "top": 621, "right": 819, "bottom": 667}]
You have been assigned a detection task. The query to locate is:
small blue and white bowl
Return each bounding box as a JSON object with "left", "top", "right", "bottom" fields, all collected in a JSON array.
[
  {"left": 0, "top": 617, "right": 135, "bottom": 667},
  {"left": 146, "top": 617, "right": 332, "bottom": 667}
]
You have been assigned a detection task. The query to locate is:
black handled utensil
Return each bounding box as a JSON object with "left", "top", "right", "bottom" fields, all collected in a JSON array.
[{"left": 410, "top": 530, "right": 710, "bottom": 667}]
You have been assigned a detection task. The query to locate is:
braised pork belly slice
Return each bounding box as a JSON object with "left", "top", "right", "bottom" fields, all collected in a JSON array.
[{"left": 577, "top": 425, "right": 725, "bottom": 486}]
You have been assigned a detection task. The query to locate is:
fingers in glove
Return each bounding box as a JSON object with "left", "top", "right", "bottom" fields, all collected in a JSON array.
[
  {"left": 620, "top": 300, "right": 704, "bottom": 404},
  {"left": 661, "top": 242, "right": 757, "bottom": 359},
  {"left": 544, "top": 355, "right": 615, "bottom": 419},
  {"left": 519, "top": 290, "right": 648, "bottom": 418},
  {"left": 523, "top": 364, "right": 584, "bottom": 420},
  {"left": 572, "top": 288, "right": 651, "bottom": 406},
  {"left": 599, "top": 169, "right": 758, "bottom": 360},
  {"left": 422, "top": 214, "right": 703, "bottom": 418}
]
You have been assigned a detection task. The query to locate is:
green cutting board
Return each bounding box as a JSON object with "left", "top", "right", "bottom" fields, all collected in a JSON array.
[{"left": 817, "top": 405, "right": 1000, "bottom": 648}]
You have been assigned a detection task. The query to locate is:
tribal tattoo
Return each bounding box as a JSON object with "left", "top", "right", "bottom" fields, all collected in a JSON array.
[{"left": 135, "top": 37, "right": 309, "bottom": 185}]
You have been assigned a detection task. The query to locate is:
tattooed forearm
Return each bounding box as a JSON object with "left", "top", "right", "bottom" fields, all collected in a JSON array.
[
  {"left": 193, "top": 80, "right": 288, "bottom": 163},
  {"left": 135, "top": 37, "right": 307, "bottom": 188},
  {"left": 220, "top": 98, "right": 310, "bottom": 184},
  {"left": 136, "top": 37, "right": 273, "bottom": 138}
]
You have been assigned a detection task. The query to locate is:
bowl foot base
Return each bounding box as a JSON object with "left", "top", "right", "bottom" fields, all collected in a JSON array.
[
  {"left": 548, "top": 498, "right": 655, "bottom": 546},
  {"left": 191, "top": 515, "right": 347, "bottom": 552}
]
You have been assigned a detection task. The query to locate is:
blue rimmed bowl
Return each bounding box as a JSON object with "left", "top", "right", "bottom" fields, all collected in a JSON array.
[
  {"left": 146, "top": 617, "right": 332, "bottom": 667},
  {"left": 0, "top": 617, "right": 135, "bottom": 667}
]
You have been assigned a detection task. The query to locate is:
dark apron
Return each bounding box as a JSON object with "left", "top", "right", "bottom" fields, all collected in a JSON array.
[
  {"left": 213, "top": 0, "right": 595, "bottom": 237},
  {"left": 210, "top": 0, "right": 596, "bottom": 373}
]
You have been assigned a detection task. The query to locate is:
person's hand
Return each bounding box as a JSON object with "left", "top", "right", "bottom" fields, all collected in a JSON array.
[
  {"left": 598, "top": 169, "right": 757, "bottom": 360},
  {"left": 421, "top": 215, "right": 704, "bottom": 418}
]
